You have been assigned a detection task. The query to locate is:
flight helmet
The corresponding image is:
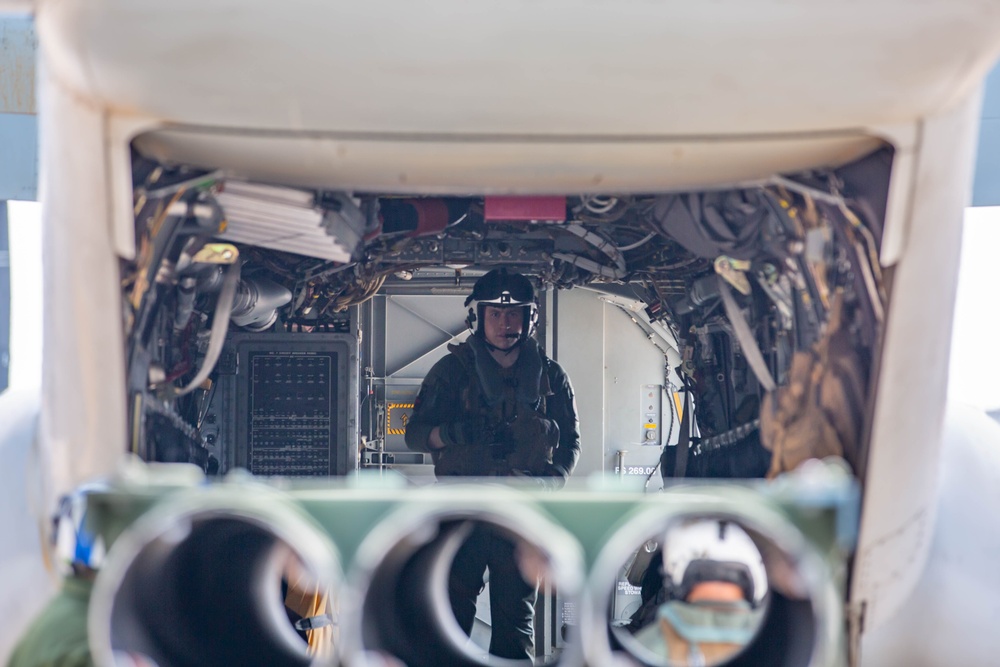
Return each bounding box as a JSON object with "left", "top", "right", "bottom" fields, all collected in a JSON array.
[
  {"left": 465, "top": 268, "right": 539, "bottom": 345},
  {"left": 661, "top": 519, "right": 767, "bottom": 607}
]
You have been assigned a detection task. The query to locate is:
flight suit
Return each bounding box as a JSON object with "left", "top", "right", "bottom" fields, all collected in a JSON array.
[
  {"left": 6, "top": 576, "right": 94, "bottom": 667},
  {"left": 405, "top": 335, "right": 580, "bottom": 660},
  {"left": 405, "top": 336, "right": 580, "bottom": 482}
]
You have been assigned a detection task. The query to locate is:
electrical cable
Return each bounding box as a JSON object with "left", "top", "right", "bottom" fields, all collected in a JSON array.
[
  {"left": 583, "top": 195, "right": 619, "bottom": 215},
  {"left": 144, "top": 397, "right": 204, "bottom": 446},
  {"left": 129, "top": 190, "right": 186, "bottom": 313},
  {"left": 196, "top": 379, "right": 219, "bottom": 430},
  {"left": 692, "top": 419, "right": 761, "bottom": 456},
  {"left": 169, "top": 260, "right": 242, "bottom": 398},
  {"left": 767, "top": 176, "right": 886, "bottom": 319},
  {"left": 143, "top": 170, "right": 222, "bottom": 199},
  {"left": 552, "top": 223, "right": 628, "bottom": 279},
  {"left": 616, "top": 232, "right": 657, "bottom": 253},
  {"left": 603, "top": 300, "right": 678, "bottom": 359},
  {"left": 664, "top": 381, "right": 677, "bottom": 447},
  {"left": 551, "top": 252, "right": 623, "bottom": 279}
]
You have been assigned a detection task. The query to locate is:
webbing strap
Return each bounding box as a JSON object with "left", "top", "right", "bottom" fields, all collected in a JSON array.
[{"left": 717, "top": 275, "right": 776, "bottom": 392}]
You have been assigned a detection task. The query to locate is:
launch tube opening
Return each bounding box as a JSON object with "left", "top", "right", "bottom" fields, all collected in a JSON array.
[
  {"left": 584, "top": 496, "right": 842, "bottom": 667},
  {"left": 343, "top": 492, "right": 585, "bottom": 667},
  {"left": 89, "top": 490, "right": 342, "bottom": 667}
]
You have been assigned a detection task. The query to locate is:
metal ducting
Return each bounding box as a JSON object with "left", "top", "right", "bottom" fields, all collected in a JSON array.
[{"left": 230, "top": 275, "right": 294, "bottom": 331}]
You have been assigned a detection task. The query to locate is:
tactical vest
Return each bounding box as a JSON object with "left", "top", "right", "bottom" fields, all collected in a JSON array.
[{"left": 451, "top": 338, "right": 554, "bottom": 453}]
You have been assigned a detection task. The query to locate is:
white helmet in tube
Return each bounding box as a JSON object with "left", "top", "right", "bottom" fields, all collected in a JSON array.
[{"left": 661, "top": 518, "right": 767, "bottom": 606}]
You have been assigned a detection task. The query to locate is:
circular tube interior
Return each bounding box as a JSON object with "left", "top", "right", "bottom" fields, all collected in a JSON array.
[
  {"left": 584, "top": 499, "right": 842, "bottom": 667},
  {"left": 344, "top": 498, "right": 585, "bottom": 667},
  {"left": 90, "top": 496, "right": 341, "bottom": 667}
]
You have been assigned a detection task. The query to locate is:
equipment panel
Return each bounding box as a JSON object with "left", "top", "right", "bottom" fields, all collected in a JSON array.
[
  {"left": 207, "top": 332, "right": 359, "bottom": 476},
  {"left": 246, "top": 351, "right": 336, "bottom": 475}
]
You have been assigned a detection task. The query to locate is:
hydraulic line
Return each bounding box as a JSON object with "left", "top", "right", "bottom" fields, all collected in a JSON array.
[{"left": 169, "top": 260, "right": 241, "bottom": 398}]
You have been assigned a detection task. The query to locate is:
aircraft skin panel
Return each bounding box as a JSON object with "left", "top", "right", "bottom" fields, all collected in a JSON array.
[
  {"left": 35, "top": 0, "right": 1000, "bottom": 138},
  {"left": 132, "top": 127, "right": 883, "bottom": 196},
  {"left": 851, "top": 90, "right": 982, "bottom": 634},
  {"left": 36, "top": 63, "right": 127, "bottom": 518},
  {"left": 860, "top": 405, "right": 1000, "bottom": 666}
]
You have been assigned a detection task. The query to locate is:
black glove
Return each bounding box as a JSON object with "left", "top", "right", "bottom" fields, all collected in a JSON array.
[
  {"left": 506, "top": 411, "right": 559, "bottom": 475},
  {"left": 439, "top": 416, "right": 497, "bottom": 448},
  {"left": 510, "top": 465, "right": 566, "bottom": 490},
  {"left": 433, "top": 444, "right": 508, "bottom": 477}
]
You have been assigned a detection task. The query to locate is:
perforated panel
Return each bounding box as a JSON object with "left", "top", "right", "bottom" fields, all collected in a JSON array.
[
  {"left": 206, "top": 332, "right": 358, "bottom": 476},
  {"left": 247, "top": 352, "right": 337, "bottom": 476}
]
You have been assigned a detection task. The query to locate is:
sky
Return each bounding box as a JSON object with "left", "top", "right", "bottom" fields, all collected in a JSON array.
[
  {"left": 6, "top": 200, "right": 41, "bottom": 389},
  {"left": 4, "top": 201, "right": 1000, "bottom": 408},
  {"left": 949, "top": 206, "right": 1000, "bottom": 410}
]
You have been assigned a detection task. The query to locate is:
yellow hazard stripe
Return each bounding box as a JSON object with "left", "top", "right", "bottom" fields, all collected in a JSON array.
[{"left": 386, "top": 402, "right": 414, "bottom": 435}]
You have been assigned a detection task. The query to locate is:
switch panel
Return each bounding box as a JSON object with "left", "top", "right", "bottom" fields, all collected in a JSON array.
[{"left": 640, "top": 384, "right": 662, "bottom": 446}]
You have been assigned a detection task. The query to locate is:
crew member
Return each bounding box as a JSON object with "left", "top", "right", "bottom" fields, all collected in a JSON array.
[
  {"left": 7, "top": 485, "right": 107, "bottom": 667},
  {"left": 629, "top": 520, "right": 766, "bottom": 666},
  {"left": 405, "top": 268, "right": 580, "bottom": 661}
]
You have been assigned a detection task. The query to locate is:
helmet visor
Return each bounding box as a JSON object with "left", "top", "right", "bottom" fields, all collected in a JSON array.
[{"left": 466, "top": 269, "right": 535, "bottom": 307}]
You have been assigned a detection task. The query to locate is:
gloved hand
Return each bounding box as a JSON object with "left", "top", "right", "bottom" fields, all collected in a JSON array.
[
  {"left": 439, "top": 416, "right": 498, "bottom": 448},
  {"left": 433, "top": 444, "right": 509, "bottom": 477},
  {"left": 505, "top": 411, "right": 559, "bottom": 475},
  {"left": 510, "top": 465, "right": 567, "bottom": 490}
]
